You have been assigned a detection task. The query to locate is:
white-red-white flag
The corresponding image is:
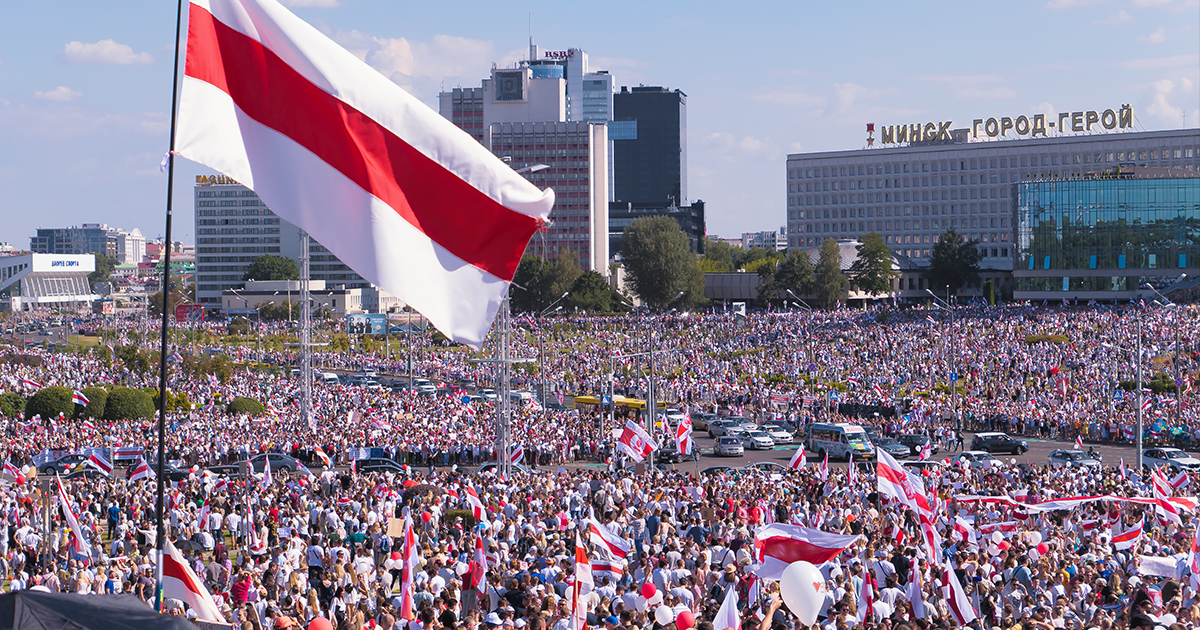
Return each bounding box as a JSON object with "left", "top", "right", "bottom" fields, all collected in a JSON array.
[
  {"left": 751, "top": 523, "right": 861, "bottom": 580},
  {"left": 1074, "top": 436, "right": 1084, "bottom": 450},
  {"left": 177, "top": 0, "right": 554, "bottom": 348},
  {"left": 616, "top": 420, "right": 658, "bottom": 462},
  {"left": 713, "top": 585, "right": 739, "bottom": 630},
  {"left": 469, "top": 534, "right": 488, "bottom": 593},
  {"left": 21, "top": 378, "right": 42, "bottom": 391},
  {"left": 87, "top": 451, "right": 113, "bottom": 477},
  {"left": 585, "top": 519, "right": 632, "bottom": 559},
  {"left": 953, "top": 516, "right": 978, "bottom": 547},
  {"left": 56, "top": 476, "right": 91, "bottom": 557},
  {"left": 570, "top": 533, "right": 592, "bottom": 630},
  {"left": 856, "top": 567, "right": 875, "bottom": 624},
  {"left": 819, "top": 451, "right": 829, "bottom": 482},
  {"left": 162, "top": 538, "right": 227, "bottom": 622},
  {"left": 1170, "top": 471, "right": 1191, "bottom": 490},
  {"left": 943, "top": 566, "right": 978, "bottom": 625},
  {"left": 510, "top": 444, "right": 524, "bottom": 464},
  {"left": 464, "top": 485, "right": 485, "bottom": 519},
  {"left": 675, "top": 414, "right": 693, "bottom": 455},
  {"left": 129, "top": 458, "right": 156, "bottom": 482},
  {"left": 788, "top": 445, "right": 806, "bottom": 470},
  {"left": 3, "top": 460, "right": 27, "bottom": 485},
  {"left": 261, "top": 454, "right": 273, "bottom": 486},
  {"left": 1112, "top": 518, "right": 1144, "bottom": 551},
  {"left": 398, "top": 515, "right": 418, "bottom": 621},
  {"left": 1188, "top": 525, "right": 1200, "bottom": 575},
  {"left": 313, "top": 445, "right": 332, "bottom": 468},
  {"left": 72, "top": 390, "right": 90, "bottom": 406},
  {"left": 906, "top": 559, "right": 925, "bottom": 618}
]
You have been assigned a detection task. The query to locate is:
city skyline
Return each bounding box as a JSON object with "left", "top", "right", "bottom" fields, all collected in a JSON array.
[{"left": 0, "top": 0, "right": 1196, "bottom": 250}]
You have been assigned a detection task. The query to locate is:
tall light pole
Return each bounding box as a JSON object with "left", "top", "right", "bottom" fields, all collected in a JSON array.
[
  {"left": 786, "top": 289, "right": 816, "bottom": 370},
  {"left": 1103, "top": 300, "right": 1147, "bottom": 470},
  {"left": 926, "top": 289, "right": 957, "bottom": 428},
  {"left": 1142, "top": 276, "right": 1187, "bottom": 425},
  {"left": 646, "top": 291, "right": 685, "bottom": 469},
  {"left": 538, "top": 292, "right": 570, "bottom": 409}
]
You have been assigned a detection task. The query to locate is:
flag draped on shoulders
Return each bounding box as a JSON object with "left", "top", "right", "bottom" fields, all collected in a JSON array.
[{"left": 177, "top": 0, "right": 555, "bottom": 348}]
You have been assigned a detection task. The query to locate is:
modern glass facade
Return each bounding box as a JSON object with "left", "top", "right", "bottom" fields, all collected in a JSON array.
[{"left": 1014, "top": 175, "right": 1200, "bottom": 298}]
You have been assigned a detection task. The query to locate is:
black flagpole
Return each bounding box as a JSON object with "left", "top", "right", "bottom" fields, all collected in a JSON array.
[{"left": 154, "top": 0, "right": 186, "bottom": 612}]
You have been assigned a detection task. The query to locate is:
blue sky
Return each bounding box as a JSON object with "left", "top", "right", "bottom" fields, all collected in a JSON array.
[{"left": 0, "top": 0, "right": 1196, "bottom": 249}]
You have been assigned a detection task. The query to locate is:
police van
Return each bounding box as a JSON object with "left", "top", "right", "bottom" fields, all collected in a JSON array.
[{"left": 805, "top": 422, "right": 875, "bottom": 461}]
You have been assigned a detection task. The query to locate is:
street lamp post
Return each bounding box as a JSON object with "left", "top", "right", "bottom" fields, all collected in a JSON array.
[
  {"left": 646, "top": 291, "right": 686, "bottom": 469},
  {"left": 1141, "top": 276, "right": 1187, "bottom": 427},
  {"left": 538, "top": 292, "right": 570, "bottom": 413},
  {"left": 926, "top": 289, "right": 958, "bottom": 428},
  {"left": 1102, "top": 305, "right": 1147, "bottom": 471}
]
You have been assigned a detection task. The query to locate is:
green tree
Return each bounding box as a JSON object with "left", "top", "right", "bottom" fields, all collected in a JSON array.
[
  {"left": 76, "top": 386, "right": 108, "bottom": 420},
  {"left": 774, "top": 250, "right": 814, "bottom": 299},
  {"left": 25, "top": 386, "right": 74, "bottom": 421},
  {"left": 848, "top": 233, "right": 899, "bottom": 296},
  {"left": 566, "top": 271, "right": 615, "bottom": 313},
  {"left": 813, "top": 239, "right": 849, "bottom": 308},
  {"left": 701, "top": 239, "right": 737, "bottom": 272},
  {"left": 511, "top": 255, "right": 581, "bottom": 313},
  {"left": 926, "top": 230, "right": 983, "bottom": 296},
  {"left": 88, "top": 252, "right": 116, "bottom": 285},
  {"left": 982, "top": 279, "right": 996, "bottom": 306},
  {"left": 622, "top": 216, "right": 703, "bottom": 308},
  {"left": 227, "top": 396, "right": 266, "bottom": 416},
  {"left": 103, "top": 387, "right": 156, "bottom": 421},
  {"left": 242, "top": 255, "right": 299, "bottom": 282},
  {"left": 0, "top": 392, "right": 24, "bottom": 418}
]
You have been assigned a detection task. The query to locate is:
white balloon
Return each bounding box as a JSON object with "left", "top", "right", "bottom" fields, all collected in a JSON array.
[
  {"left": 1028, "top": 531, "right": 1043, "bottom": 545},
  {"left": 780, "top": 561, "right": 825, "bottom": 626},
  {"left": 991, "top": 532, "right": 1003, "bottom": 543},
  {"left": 648, "top": 592, "right": 664, "bottom": 606},
  {"left": 636, "top": 596, "right": 649, "bottom": 613},
  {"left": 987, "top": 544, "right": 999, "bottom": 556},
  {"left": 456, "top": 562, "right": 471, "bottom": 576},
  {"left": 654, "top": 605, "right": 675, "bottom": 626}
]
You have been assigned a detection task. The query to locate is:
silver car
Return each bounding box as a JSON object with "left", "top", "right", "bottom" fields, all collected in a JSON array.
[
  {"left": 1142, "top": 448, "right": 1200, "bottom": 472},
  {"left": 715, "top": 437, "right": 744, "bottom": 457},
  {"left": 1047, "top": 449, "right": 1101, "bottom": 468},
  {"left": 760, "top": 424, "right": 794, "bottom": 444},
  {"left": 739, "top": 430, "right": 776, "bottom": 450}
]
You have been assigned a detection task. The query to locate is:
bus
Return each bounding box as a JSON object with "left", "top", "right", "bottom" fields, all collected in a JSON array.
[{"left": 805, "top": 422, "right": 875, "bottom": 461}]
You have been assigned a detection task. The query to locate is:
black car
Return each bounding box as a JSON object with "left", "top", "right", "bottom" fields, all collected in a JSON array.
[
  {"left": 39, "top": 453, "right": 89, "bottom": 475},
  {"left": 656, "top": 444, "right": 697, "bottom": 464},
  {"left": 970, "top": 432, "right": 1028, "bottom": 455},
  {"left": 897, "top": 434, "right": 937, "bottom": 457},
  {"left": 210, "top": 453, "right": 300, "bottom": 476},
  {"left": 355, "top": 458, "right": 407, "bottom": 475},
  {"left": 143, "top": 461, "right": 191, "bottom": 481},
  {"left": 874, "top": 437, "right": 912, "bottom": 459}
]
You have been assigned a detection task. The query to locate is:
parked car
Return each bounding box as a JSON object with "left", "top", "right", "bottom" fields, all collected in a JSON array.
[
  {"left": 354, "top": 458, "right": 407, "bottom": 475},
  {"left": 656, "top": 443, "right": 696, "bottom": 464},
  {"left": 691, "top": 413, "right": 717, "bottom": 432},
  {"left": 955, "top": 451, "right": 1001, "bottom": 469},
  {"left": 475, "top": 463, "right": 540, "bottom": 475},
  {"left": 714, "top": 437, "right": 744, "bottom": 457},
  {"left": 760, "top": 424, "right": 794, "bottom": 444},
  {"left": 970, "top": 432, "right": 1028, "bottom": 455},
  {"left": 1142, "top": 447, "right": 1200, "bottom": 472},
  {"left": 707, "top": 419, "right": 738, "bottom": 438},
  {"left": 1047, "top": 449, "right": 1102, "bottom": 468},
  {"left": 874, "top": 437, "right": 913, "bottom": 460},
  {"left": 902, "top": 460, "right": 943, "bottom": 474},
  {"left": 738, "top": 430, "right": 776, "bottom": 451},
  {"left": 700, "top": 465, "right": 738, "bottom": 476},
  {"left": 744, "top": 462, "right": 789, "bottom": 474},
  {"left": 897, "top": 434, "right": 937, "bottom": 457},
  {"left": 39, "top": 453, "right": 88, "bottom": 476}
]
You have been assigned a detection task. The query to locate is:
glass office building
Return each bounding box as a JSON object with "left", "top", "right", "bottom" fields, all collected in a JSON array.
[{"left": 1014, "top": 172, "right": 1200, "bottom": 300}]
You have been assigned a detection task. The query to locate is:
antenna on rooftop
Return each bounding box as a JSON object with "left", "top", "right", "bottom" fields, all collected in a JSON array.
[{"left": 528, "top": 13, "right": 535, "bottom": 62}]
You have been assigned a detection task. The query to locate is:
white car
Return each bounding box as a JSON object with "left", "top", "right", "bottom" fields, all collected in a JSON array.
[
  {"left": 663, "top": 408, "right": 687, "bottom": 426},
  {"left": 478, "top": 388, "right": 499, "bottom": 402},
  {"left": 725, "top": 425, "right": 748, "bottom": 439},
  {"left": 715, "top": 437, "right": 744, "bottom": 457},
  {"left": 1142, "top": 448, "right": 1200, "bottom": 472},
  {"left": 739, "top": 430, "right": 776, "bottom": 450},
  {"left": 955, "top": 450, "right": 1001, "bottom": 469},
  {"left": 760, "top": 424, "right": 794, "bottom": 444}
]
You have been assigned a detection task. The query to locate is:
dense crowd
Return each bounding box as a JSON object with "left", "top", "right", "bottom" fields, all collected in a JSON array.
[{"left": 0, "top": 303, "right": 1198, "bottom": 630}]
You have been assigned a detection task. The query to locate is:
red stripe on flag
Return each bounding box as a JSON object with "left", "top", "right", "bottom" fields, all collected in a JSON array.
[
  {"left": 185, "top": 5, "right": 541, "bottom": 280},
  {"left": 757, "top": 535, "right": 848, "bottom": 565}
]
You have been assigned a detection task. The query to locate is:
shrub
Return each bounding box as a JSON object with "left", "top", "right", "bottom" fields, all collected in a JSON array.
[
  {"left": 983, "top": 280, "right": 995, "bottom": 306},
  {"left": 442, "top": 509, "right": 478, "bottom": 529},
  {"left": 0, "top": 392, "right": 25, "bottom": 418},
  {"left": 1025, "top": 334, "right": 1069, "bottom": 344},
  {"left": 150, "top": 388, "right": 191, "bottom": 413},
  {"left": 76, "top": 386, "right": 108, "bottom": 420},
  {"left": 104, "top": 387, "right": 156, "bottom": 421},
  {"left": 226, "top": 397, "right": 265, "bottom": 416},
  {"left": 25, "top": 386, "right": 73, "bottom": 421},
  {"left": 1, "top": 354, "right": 42, "bottom": 368}
]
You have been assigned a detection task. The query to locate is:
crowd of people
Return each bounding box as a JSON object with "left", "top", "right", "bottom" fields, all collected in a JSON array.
[{"left": 0, "top": 302, "right": 1197, "bottom": 630}]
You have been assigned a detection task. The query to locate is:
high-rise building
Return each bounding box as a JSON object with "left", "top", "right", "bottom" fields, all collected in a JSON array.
[
  {"left": 29, "top": 223, "right": 146, "bottom": 265},
  {"left": 193, "top": 174, "right": 373, "bottom": 308},
  {"left": 439, "top": 54, "right": 612, "bottom": 274},
  {"left": 742, "top": 227, "right": 787, "bottom": 252},
  {"left": 612, "top": 86, "right": 687, "bottom": 206},
  {"left": 608, "top": 200, "right": 705, "bottom": 256}
]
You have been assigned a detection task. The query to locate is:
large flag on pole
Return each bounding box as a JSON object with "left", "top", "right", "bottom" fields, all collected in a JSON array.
[
  {"left": 751, "top": 523, "right": 861, "bottom": 580},
  {"left": 162, "top": 538, "right": 227, "bottom": 622},
  {"left": 177, "top": 0, "right": 555, "bottom": 348},
  {"left": 56, "top": 476, "right": 92, "bottom": 557},
  {"left": 398, "top": 515, "right": 418, "bottom": 622}
]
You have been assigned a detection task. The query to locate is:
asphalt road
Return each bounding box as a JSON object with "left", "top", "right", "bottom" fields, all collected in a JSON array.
[{"left": 648, "top": 431, "right": 1188, "bottom": 472}]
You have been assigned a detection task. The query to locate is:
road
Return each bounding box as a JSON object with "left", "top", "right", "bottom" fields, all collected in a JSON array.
[{"left": 645, "top": 430, "right": 1175, "bottom": 473}]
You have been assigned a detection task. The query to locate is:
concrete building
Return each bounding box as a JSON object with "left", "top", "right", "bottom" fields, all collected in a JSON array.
[
  {"left": 439, "top": 57, "right": 612, "bottom": 274},
  {"left": 742, "top": 227, "right": 787, "bottom": 251},
  {"left": 786, "top": 121, "right": 1199, "bottom": 297},
  {"left": 193, "top": 174, "right": 376, "bottom": 309},
  {"left": 29, "top": 223, "right": 144, "bottom": 263},
  {"left": 609, "top": 200, "right": 706, "bottom": 257},
  {"left": 0, "top": 253, "right": 98, "bottom": 310},
  {"left": 222, "top": 279, "right": 364, "bottom": 316}
]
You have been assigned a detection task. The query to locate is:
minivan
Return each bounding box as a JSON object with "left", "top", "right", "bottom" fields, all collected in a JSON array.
[{"left": 806, "top": 422, "right": 875, "bottom": 461}]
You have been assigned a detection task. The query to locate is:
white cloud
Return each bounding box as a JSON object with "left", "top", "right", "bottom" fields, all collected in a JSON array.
[
  {"left": 1142, "top": 76, "right": 1197, "bottom": 127},
  {"left": 701, "top": 132, "right": 782, "bottom": 162},
  {"left": 1120, "top": 53, "right": 1199, "bottom": 68},
  {"left": 60, "top": 40, "right": 154, "bottom": 65},
  {"left": 1138, "top": 27, "right": 1168, "bottom": 43},
  {"left": 789, "top": 142, "right": 805, "bottom": 153},
  {"left": 831, "top": 83, "right": 883, "bottom": 113},
  {"left": 1094, "top": 10, "right": 1134, "bottom": 23},
  {"left": 1030, "top": 102, "right": 1057, "bottom": 117},
  {"left": 33, "top": 86, "right": 83, "bottom": 102},
  {"left": 327, "top": 29, "right": 513, "bottom": 100},
  {"left": 1130, "top": 0, "right": 1173, "bottom": 6},
  {"left": 1045, "top": 0, "right": 1111, "bottom": 8},
  {"left": 278, "top": 0, "right": 340, "bottom": 6},
  {"left": 747, "top": 85, "right": 826, "bottom": 109}
]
